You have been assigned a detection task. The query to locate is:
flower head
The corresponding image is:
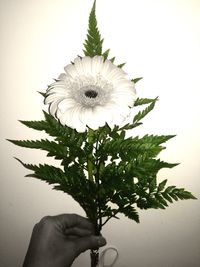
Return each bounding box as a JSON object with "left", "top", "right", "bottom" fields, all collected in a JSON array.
[{"left": 45, "top": 56, "right": 137, "bottom": 132}]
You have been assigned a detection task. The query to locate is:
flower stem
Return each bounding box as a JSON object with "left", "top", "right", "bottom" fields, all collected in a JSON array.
[
  {"left": 87, "top": 128, "right": 94, "bottom": 181},
  {"left": 90, "top": 249, "right": 99, "bottom": 267}
]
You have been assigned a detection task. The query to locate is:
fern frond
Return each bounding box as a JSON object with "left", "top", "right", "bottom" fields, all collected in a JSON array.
[
  {"left": 8, "top": 139, "right": 68, "bottom": 159},
  {"left": 134, "top": 97, "right": 157, "bottom": 106},
  {"left": 133, "top": 97, "right": 158, "bottom": 123},
  {"left": 83, "top": 0, "right": 103, "bottom": 57}
]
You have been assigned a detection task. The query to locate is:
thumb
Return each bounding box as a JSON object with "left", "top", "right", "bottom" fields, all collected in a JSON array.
[{"left": 75, "top": 235, "right": 106, "bottom": 255}]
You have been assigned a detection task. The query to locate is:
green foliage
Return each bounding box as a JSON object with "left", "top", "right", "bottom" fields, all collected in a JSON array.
[
  {"left": 132, "top": 77, "right": 143, "bottom": 84},
  {"left": 83, "top": 0, "right": 126, "bottom": 69},
  {"left": 134, "top": 97, "right": 157, "bottom": 106},
  {"left": 83, "top": 0, "right": 103, "bottom": 57},
  {"left": 119, "top": 97, "right": 158, "bottom": 131},
  {"left": 10, "top": 98, "right": 196, "bottom": 228},
  {"left": 9, "top": 0, "right": 196, "bottom": 233},
  {"left": 8, "top": 139, "right": 68, "bottom": 160},
  {"left": 133, "top": 97, "right": 158, "bottom": 123},
  {"left": 118, "top": 63, "right": 126, "bottom": 68}
]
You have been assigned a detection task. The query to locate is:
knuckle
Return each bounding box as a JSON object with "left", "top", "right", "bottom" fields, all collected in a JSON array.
[
  {"left": 70, "top": 213, "right": 78, "bottom": 219},
  {"left": 32, "top": 223, "right": 39, "bottom": 232},
  {"left": 69, "top": 213, "right": 79, "bottom": 223},
  {"left": 39, "top": 215, "right": 53, "bottom": 226},
  {"left": 91, "top": 236, "right": 98, "bottom": 248}
]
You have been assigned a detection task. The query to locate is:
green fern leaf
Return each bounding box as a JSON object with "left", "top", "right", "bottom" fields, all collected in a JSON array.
[
  {"left": 19, "top": 119, "right": 48, "bottom": 131},
  {"left": 155, "top": 193, "right": 168, "bottom": 207},
  {"left": 122, "top": 205, "right": 140, "bottom": 223},
  {"left": 134, "top": 97, "right": 158, "bottom": 106},
  {"left": 132, "top": 77, "right": 143, "bottom": 84},
  {"left": 157, "top": 179, "right": 168, "bottom": 191},
  {"left": 133, "top": 97, "right": 158, "bottom": 123},
  {"left": 117, "top": 63, "right": 126, "bottom": 68},
  {"left": 102, "top": 49, "right": 110, "bottom": 60},
  {"left": 15, "top": 158, "right": 65, "bottom": 182},
  {"left": 162, "top": 192, "right": 173, "bottom": 203},
  {"left": 110, "top": 57, "right": 115, "bottom": 63},
  {"left": 8, "top": 139, "right": 68, "bottom": 159},
  {"left": 162, "top": 187, "right": 197, "bottom": 203},
  {"left": 140, "top": 134, "right": 176, "bottom": 146},
  {"left": 83, "top": 0, "right": 103, "bottom": 57}
]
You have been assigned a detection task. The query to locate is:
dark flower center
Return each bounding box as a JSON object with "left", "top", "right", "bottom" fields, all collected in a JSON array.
[{"left": 85, "top": 90, "right": 98, "bottom": 98}]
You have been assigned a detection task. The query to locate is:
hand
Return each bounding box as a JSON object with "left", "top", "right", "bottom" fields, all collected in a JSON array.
[{"left": 23, "top": 214, "right": 106, "bottom": 267}]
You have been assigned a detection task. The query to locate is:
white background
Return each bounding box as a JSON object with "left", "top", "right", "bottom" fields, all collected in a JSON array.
[{"left": 0, "top": 0, "right": 200, "bottom": 266}]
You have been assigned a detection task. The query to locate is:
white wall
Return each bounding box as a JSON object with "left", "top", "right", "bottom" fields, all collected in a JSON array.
[{"left": 0, "top": 0, "right": 200, "bottom": 266}]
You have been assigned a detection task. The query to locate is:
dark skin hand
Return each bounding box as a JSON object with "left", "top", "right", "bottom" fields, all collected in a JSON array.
[{"left": 23, "top": 214, "right": 106, "bottom": 267}]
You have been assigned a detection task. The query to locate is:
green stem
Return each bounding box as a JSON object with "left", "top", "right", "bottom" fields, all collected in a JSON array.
[
  {"left": 87, "top": 128, "right": 94, "bottom": 181},
  {"left": 87, "top": 128, "right": 103, "bottom": 236}
]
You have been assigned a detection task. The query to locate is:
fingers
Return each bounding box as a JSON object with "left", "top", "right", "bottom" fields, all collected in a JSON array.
[
  {"left": 75, "top": 235, "right": 107, "bottom": 255},
  {"left": 65, "top": 227, "right": 92, "bottom": 237},
  {"left": 53, "top": 214, "right": 94, "bottom": 232}
]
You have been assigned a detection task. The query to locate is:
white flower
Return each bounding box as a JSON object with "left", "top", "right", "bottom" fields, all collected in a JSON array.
[{"left": 45, "top": 56, "right": 137, "bottom": 132}]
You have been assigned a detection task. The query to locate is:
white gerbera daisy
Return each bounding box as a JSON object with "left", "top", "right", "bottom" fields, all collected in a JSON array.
[{"left": 45, "top": 56, "right": 137, "bottom": 132}]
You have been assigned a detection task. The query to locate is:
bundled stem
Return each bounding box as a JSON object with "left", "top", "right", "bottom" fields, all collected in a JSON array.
[
  {"left": 90, "top": 249, "right": 99, "bottom": 267},
  {"left": 87, "top": 128, "right": 94, "bottom": 182}
]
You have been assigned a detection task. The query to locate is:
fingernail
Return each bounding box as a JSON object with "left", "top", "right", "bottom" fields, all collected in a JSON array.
[{"left": 97, "top": 236, "right": 107, "bottom": 247}]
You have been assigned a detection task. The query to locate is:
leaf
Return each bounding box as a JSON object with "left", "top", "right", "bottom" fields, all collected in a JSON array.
[
  {"left": 149, "top": 177, "right": 157, "bottom": 193},
  {"left": 132, "top": 77, "right": 143, "bottom": 84},
  {"left": 19, "top": 111, "right": 72, "bottom": 141},
  {"left": 122, "top": 205, "right": 140, "bottom": 223},
  {"left": 155, "top": 193, "right": 168, "bottom": 207},
  {"left": 141, "top": 134, "right": 176, "bottom": 145},
  {"left": 165, "top": 185, "right": 176, "bottom": 193},
  {"left": 134, "top": 97, "right": 158, "bottom": 106},
  {"left": 102, "top": 49, "right": 110, "bottom": 60},
  {"left": 157, "top": 179, "right": 167, "bottom": 191},
  {"left": 19, "top": 119, "right": 48, "bottom": 132},
  {"left": 162, "top": 192, "right": 173, "bottom": 203},
  {"left": 15, "top": 158, "right": 98, "bottom": 211},
  {"left": 15, "top": 158, "right": 70, "bottom": 188},
  {"left": 133, "top": 97, "right": 158, "bottom": 123},
  {"left": 43, "top": 111, "right": 70, "bottom": 139},
  {"left": 164, "top": 187, "right": 197, "bottom": 202},
  {"left": 117, "top": 62, "right": 126, "bottom": 68},
  {"left": 8, "top": 139, "right": 68, "bottom": 159},
  {"left": 153, "top": 160, "right": 179, "bottom": 171},
  {"left": 177, "top": 190, "right": 197, "bottom": 200},
  {"left": 83, "top": 0, "right": 104, "bottom": 57},
  {"left": 110, "top": 57, "right": 115, "bottom": 63},
  {"left": 37, "top": 91, "right": 46, "bottom": 98},
  {"left": 19, "top": 113, "right": 71, "bottom": 142}
]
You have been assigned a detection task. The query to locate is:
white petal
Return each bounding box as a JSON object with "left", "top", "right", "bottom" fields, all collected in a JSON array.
[
  {"left": 58, "top": 98, "right": 77, "bottom": 113},
  {"left": 78, "top": 107, "right": 93, "bottom": 125},
  {"left": 49, "top": 99, "right": 64, "bottom": 116},
  {"left": 100, "top": 60, "right": 116, "bottom": 78},
  {"left": 45, "top": 93, "right": 61, "bottom": 104},
  {"left": 86, "top": 108, "right": 105, "bottom": 129},
  {"left": 46, "top": 87, "right": 67, "bottom": 95},
  {"left": 57, "top": 73, "right": 66, "bottom": 80},
  {"left": 106, "top": 68, "right": 126, "bottom": 81},
  {"left": 60, "top": 107, "right": 86, "bottom": 132},
  {"left": 64, "top": 64, "right": 78, "bottom": 77},
  {"left": 74, "top": 57, "right": 85, "bottom": 74},
  {"left": 91, "top": 56, "right": 104, "bottom": 75},
  {"left": 81, "top": 57, "right": 92, "bottom": 75},
  {"left": 75, "top": 121, "right": 87, "bottom": 133},
  {"left": 94, "top": 105, "right": 113, "bottom": 126}
]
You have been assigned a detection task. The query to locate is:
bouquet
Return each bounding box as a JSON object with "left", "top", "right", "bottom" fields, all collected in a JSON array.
[{"left": 9, "top": 1, "right": 196, "bottom": 266}]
